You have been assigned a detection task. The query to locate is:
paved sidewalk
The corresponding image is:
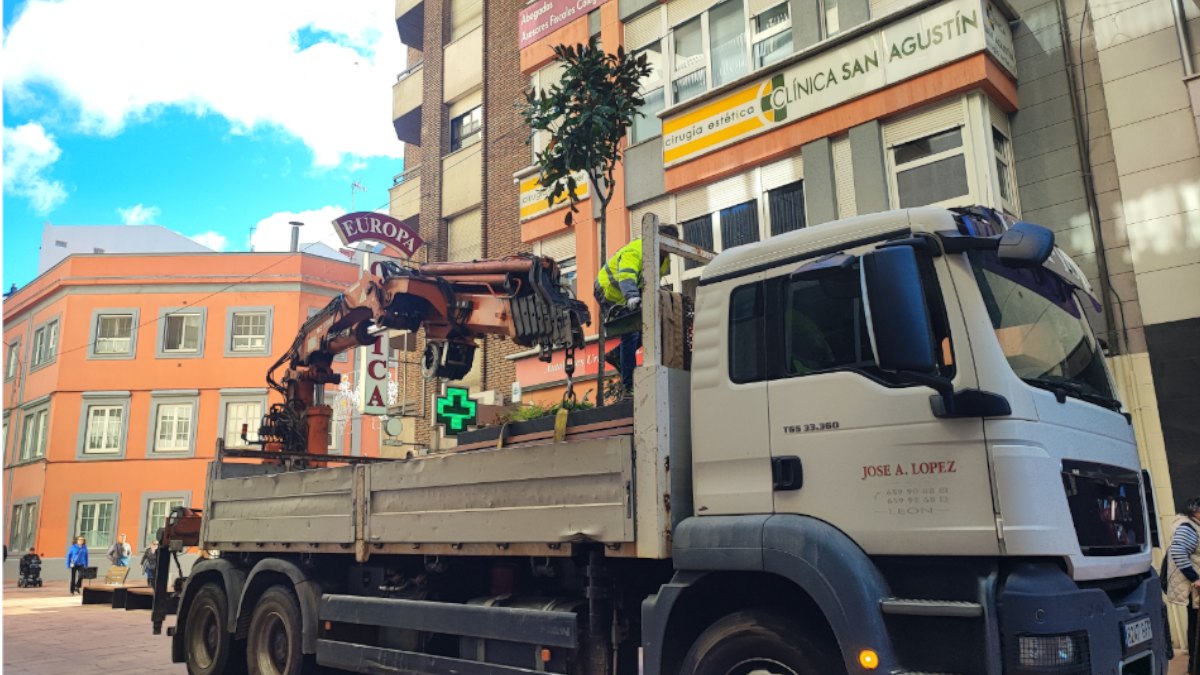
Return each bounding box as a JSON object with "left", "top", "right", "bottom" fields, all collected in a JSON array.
[{"left": 3, "top": 580, "right": 184, "bottom": 674}]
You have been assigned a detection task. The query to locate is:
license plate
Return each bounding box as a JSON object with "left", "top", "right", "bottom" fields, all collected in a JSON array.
[{"left": 1123, "top": 617, "right": 1152, "bottom": 648}]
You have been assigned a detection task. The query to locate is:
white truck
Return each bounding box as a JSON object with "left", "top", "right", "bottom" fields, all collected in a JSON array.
[{"left": 151, "top": 206, "right": 1167, "bottom": 675}]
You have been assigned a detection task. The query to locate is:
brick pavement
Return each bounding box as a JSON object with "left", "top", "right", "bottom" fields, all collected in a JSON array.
[
  {"left": 3, "top": 580, "right": 184, "bottom": 674},
  {"left": 2, "top": 579, "right": 1192, "bottom": 673}
]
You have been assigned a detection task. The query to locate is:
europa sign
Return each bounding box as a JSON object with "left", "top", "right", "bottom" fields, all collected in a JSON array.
[
  {"left": 661, "top": 0, "right": 1016, "bottom": 166},
  {"left": 331, "top": 212, "right": 424, "bottom": 257},
  {"left": 519, "top": 0, "right": 612, "bottom": 49}
]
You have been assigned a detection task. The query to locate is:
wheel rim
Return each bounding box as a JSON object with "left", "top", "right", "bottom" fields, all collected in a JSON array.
[
  {"left": 725, "top": 658, "right": 801, "bottom": 675},
  {"left": 253, "top": 610, "right": 292, "bottom": 675},
  {"left": 189, "top": 603, "right": 220, "bottom": 670}
]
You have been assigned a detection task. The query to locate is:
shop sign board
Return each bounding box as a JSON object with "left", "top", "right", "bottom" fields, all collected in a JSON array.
[
  {"left": 514, "top": 338, "right": 642, "bottom": 388},
  {"left": 519, "top": 0, "right": 612, "bottom": 49},
  {"left": 518, "top": 170, "right": 589, "bottom": 222},
  {"left": 332, "top": 211, "right": 424, "bottom": 257},
  {"left": 661, "top": 0, "right": 1016, "bottom": 167}
]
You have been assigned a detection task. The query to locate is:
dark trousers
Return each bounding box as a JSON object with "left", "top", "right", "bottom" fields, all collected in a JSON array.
[
  {"left": 617, "top": 331, "right": 641, "bottom": 392},
  {"left": 1188, "top": 605, "right": 1198, "bottom": 675},
  {"left": 69, "top": 565, "right": 85, "bottom": 593}
]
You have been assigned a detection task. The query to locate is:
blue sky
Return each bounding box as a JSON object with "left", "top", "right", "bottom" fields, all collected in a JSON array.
[{"left": 2, "top": 0, "right": 406, "bottom": 290}]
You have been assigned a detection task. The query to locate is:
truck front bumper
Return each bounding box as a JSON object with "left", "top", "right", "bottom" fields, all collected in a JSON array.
[{"left": 998, "top": 562, "right": 1167, "bottom": 675}]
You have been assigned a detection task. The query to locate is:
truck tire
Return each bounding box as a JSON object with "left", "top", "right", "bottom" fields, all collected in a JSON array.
[
  {"left": 247, "top": 585, "right": 307, "bottom": 675},
  {"left": 680, "top": 609, "right": 844, "bottom": 675},
  {"left": 185, "top": 583, "right": 245, "bottom": 675}
]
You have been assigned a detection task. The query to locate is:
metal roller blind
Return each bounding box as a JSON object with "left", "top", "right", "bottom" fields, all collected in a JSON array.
[
  {"left": 535, "top": 230, "right": 576, "bottom": 260},
  {"left": 447, "top": 209, "right": 483, "bottom": 262},
  {"left": 882, "top": 97, "right": 965, "bottom": 147},
  {"left": 448, "top": 89, "right": 482, "bottom": 118},
  {"left": 625, "top": 6, "right": 666, "bottom": 51},
  {"left": 450, "top": 0, "right": 482, "bottom": 41},
  {"left": 630, "top": 197, "right": 672, "bottom": 238},
  {"left": 989, "top": 98, "right": 1011, "bottom": 137},
  {"left": 761, "top": 153, "right": 804, "bottom": 191},
  {"left": 832, "top": 136, "right": 857, "bottom": 219},
  {"left": 749, "top": 0, "right": 783, "bottom": 17},
  {"left": 676, "top": 172, "right": 756, "bottom": 221},
  {"left": 669, "top": 0, "right": 717, "bottom": 27}
]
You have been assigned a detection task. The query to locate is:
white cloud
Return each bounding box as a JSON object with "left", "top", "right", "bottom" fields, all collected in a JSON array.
[
  {"left": 3, "top": 122, "right": 68, "bottom": 214},
  {"left": 250, "top": 205, "right": 347, "bottom": 252},
  {"left": 117, "top": 203, "right": 161, "bottom": 225},
  {"left": 190, "top": 231, "right": 229, "bottom": 252},
  {"left": 3, "top": 0, "right": 405, "bottom": 167}
]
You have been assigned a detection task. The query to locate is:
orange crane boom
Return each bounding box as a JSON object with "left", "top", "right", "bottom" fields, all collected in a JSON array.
[{"left": 257, "top": 256, "right": 589, "bottom": 456}]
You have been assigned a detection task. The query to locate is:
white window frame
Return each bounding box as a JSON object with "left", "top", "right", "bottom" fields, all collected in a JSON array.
[
  {"left": 76, "top": 392, "right": 131, "bottom": 460},
  {"left": 94, "top": 314, "right": 135, "bottom": 355},
  {"left": 5, "top": 339, "right": 19, "bottom": 380},
  {"left": 154, "top": 403, "right": 193, "bottom": 453},
  {"left": 88, "top": 308, "right": 141, "bottom": 360},
  {"left": 991, "top": 125, "right": 1019, "bottom": 216},
  {"left": 751, "top": 2, "right": 793, "bottom": 69},
  {"left": 886, "top": 124, "right": 975, "bottom": 210},
  {"left": 9, "top": 498, "right": 39, "bottom": 553},
  {"left": 669, "top": 13, "right": 711, "bottom": 103},
  {"left": 30, "top": 318, "right": 59, "bottom": 369},
  {"left": 450, "top": 106, "right": 483, "bottom": 152},
  {"left": 142, "top": 495, "right": 186, "bottom": 548},
  {"left": 631, "top": 39, "right": 667, "bottom": 144},
  {"left": 83, "top": 405, "right": 125, "bottom": 455},
  {"left": 227, "top": 308, "right": 272, "bottom": 356},
  {"left": 162, "top": 313, "right": 202, "bottom": 353},
  {"left": 219, "top": 390, "right": 267, "bottom": 450},
  {"left": 72, "top": 498, "right": 117, "bottom": 550},
  {"left": 19, "top": 404, "right": 49, "bottom": 463}
]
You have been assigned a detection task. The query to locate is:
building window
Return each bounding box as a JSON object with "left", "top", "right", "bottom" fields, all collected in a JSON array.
[
  {"left": 450, "top": 106, "right": 482, "bottom": 152},
  {"left": 719, "top": 201, "right": 760, "bottom": 250},
  {"left": 449, "top": 0, "right": 482, "bottom": 41},
  {"left": 84, "top": 405, "right": 124, "bottom": 454},
  {"left": 892, "top": 127, "right": 969, "bottom": 208},
  {"left": 224, "top": 400, "right": 263, "bottom": 449},
  {"left": 75, "top": 500, "right": 116, "bottom": 549},
  {"left": 154, "top": 404, "right": 193, "bottom": 453},
  {"left": 729, "top": 283, "right": 765, "bottom": 383},
  {"left": 9, "top": 501, "right": 38, "bottom": 552},
  {"left": 768, "top": 181, "right": 806, "bottom": 235},
  {"left": 19, "top": 407, "right": 48, "bottom": 462},
  {"left": 95, "top": 314, "right": 135, "bottom": 355},
  {"left": 5, "top": 340, "right": 19, "bottom": 380},
  {"left": 631, "top": 41, "right": 666, "bottom": 144},
  {"left": 30, "top": 319, "right": 59, "bottom": 368},
  {"left": 588, "top": 8, "right": 602, "bottom": 37},
  {"left": 682, "top": 214, "right": 715, "bottom": 270},
  {"left": 231, "top": 311, "right": 268, "bottom": 352},
  {"left": 558, "top": 257, "right": 578, "bottom": 299},
  {"left": 671, "top": 16, "right": 706, "bottom": 102},
  {"left": 709, "top": 0, "right": 748, "bottom": 88},
  {"left": 143, "top": 498, "right": 184, "bottom": 547},
  {"left": 162, "top": 312, "right": 202, "bottom": 353},
  {"left": 752, "top": 3, "right": 793, "bottom": 68},
  {"left": 992, "top": 127, "right": 1017, "bottom": 213},
  {"left": 824, "top": 0, "right": 840, "bottom": 36}
]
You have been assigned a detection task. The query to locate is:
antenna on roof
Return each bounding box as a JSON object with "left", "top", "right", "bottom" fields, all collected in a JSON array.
[{"left": 351, "top": 181, "right": 367, "bottom": 211}]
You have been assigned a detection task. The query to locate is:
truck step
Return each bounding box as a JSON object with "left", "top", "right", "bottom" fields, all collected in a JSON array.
[{"left": 879, "top": 598, "right": 983, "bottom": 617}]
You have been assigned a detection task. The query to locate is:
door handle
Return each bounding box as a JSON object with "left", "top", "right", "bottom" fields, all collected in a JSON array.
[{"left": 772, "top": 456, "right": 803, "bottom": 491}]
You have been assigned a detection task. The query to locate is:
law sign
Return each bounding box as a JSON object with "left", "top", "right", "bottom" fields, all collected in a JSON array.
[
  {"left": 332, "top": 212, "right": 424, "bottom": 257},
  {"left": 660, "top": 0, "right": 1015, "bottom": 167},
  {"left": 519, "top": 0, "right": 612, "bottom": 49}
]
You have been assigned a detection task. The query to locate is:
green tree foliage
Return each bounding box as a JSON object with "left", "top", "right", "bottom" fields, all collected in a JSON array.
[{"left": 520, "top": 36, "right": 653, "bottom": 228}]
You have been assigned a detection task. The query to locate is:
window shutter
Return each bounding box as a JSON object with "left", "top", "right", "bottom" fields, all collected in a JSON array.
[
  {"left": 989, "top": 98, "right": 1011, "bottom": 137},
  {"left": 761, "top": 153, "right": 804, "bottom": 191},
  {"left": 676, "top": 173, "right": 756, "bottom": 221},
  {"left": 630, "top": 197, "right": 673, "bottom": 238},
  {"left": 749, "top": 0, "right": 782, "bottom": 18},
  {"left": 447, "top": 210, "right": 483, "bottom": 262},
  {"left": 450, "top": 0, "right": 482, "bottom": 41},
  {"left": 883, "top": 97, "right": 965, "bottom": 147},
  {"left": 535, "top": 230, "right": 576, "bottom": 261},
  {"left": 669, "top": 0, "right": 718, "bottom": 27},
  {"left": 625, "top": 6, "right": 666, "bottom": 50},
  {"left": 448, "top": 90, "right": 482, "bottom": 118},
  {"left": 832, "top": 136, "right": 857, "bottom": 219}
]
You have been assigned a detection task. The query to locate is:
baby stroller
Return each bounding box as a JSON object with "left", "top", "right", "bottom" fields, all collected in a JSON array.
[{"left": 18, "top": 552, "right": 43, "bottom": 588}]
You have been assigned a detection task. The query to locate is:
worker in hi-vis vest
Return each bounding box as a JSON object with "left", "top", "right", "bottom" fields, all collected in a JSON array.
[{"left": 593, "top": 224, "right": 678, "bottom": 394}]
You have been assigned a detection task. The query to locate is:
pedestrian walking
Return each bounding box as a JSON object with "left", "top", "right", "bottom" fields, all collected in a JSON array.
[
  {"left": 1165, "top": 496, "right": 1200, "bottom": 674},
  {"left": 107, "top": 533, "right": 131, "bottom": 567},
  {"left": 141, "top": 540, "right": 159, "bottom": 587},
  {"left": 66, "top": 536, "right": 88, "bottom": 595}
]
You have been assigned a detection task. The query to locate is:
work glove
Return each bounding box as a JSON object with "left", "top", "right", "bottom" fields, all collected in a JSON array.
[{"left": 626, "top": 297, "right": 641, "bottom": 311}]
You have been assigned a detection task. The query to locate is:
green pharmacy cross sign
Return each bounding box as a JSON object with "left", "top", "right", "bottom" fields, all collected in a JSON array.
[{"left": 436, "top": 387, "right": 477, "bottom": 435}]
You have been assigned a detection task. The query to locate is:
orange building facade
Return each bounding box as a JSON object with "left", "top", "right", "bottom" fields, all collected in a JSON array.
[{"left": 2, "top": 251, "right": 377, "bottom": 579}]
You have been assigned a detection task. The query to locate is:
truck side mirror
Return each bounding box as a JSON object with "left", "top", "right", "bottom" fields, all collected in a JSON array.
[
  {"left": 861, "top": 246, "right": 937, "bottom": 373},
  {"left": 997, "top": 222, "right": 1054, "bottom": 268}
]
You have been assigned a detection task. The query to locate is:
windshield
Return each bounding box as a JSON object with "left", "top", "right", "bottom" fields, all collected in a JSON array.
[{"left": 968, "top": 250, "right": 1117, "bottom": 408}]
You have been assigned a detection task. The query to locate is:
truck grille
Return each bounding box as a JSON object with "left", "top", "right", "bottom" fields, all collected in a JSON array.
[{"left": 1061, "top": 460, "right": 1146, "bottom": 556}]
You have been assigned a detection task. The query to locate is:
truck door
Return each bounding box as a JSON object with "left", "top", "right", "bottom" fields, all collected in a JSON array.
[{"left": 763, "top": 257, "right": 999, "bottom": 556}]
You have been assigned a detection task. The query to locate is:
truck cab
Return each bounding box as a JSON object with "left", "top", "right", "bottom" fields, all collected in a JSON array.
[{"left": 664, "top": 206, "right": 1161, "bottom": 674}]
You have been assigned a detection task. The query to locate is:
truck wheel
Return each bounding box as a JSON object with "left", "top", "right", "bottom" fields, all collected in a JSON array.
[
  {"left": 247, "top": 585, "right": 306, "bottom": 675},
  {"left": 680, "top": 609, "right": 844, "bottom": 675},
  {"left": 185, "top": 583, "right": 244, "bottom": 675}
]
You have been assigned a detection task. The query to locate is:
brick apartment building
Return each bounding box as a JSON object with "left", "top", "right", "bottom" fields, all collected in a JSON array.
[{"left": 2, "top": 243, "right": 375, "bottom": 580}]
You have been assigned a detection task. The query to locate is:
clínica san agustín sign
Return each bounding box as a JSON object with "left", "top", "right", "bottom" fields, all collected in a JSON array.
[{"left": 661, "top": 0, "right": 1016, "bottom": 167}]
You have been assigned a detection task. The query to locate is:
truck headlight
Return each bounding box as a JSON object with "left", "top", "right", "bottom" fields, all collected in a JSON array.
[{"left": 1017, "top": 633, "right": 1087, "bottom": 668}]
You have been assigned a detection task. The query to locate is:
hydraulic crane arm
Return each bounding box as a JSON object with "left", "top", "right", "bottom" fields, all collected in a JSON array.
[{"left": 258, "top": 255, "right": 589, "bottom": 456}]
